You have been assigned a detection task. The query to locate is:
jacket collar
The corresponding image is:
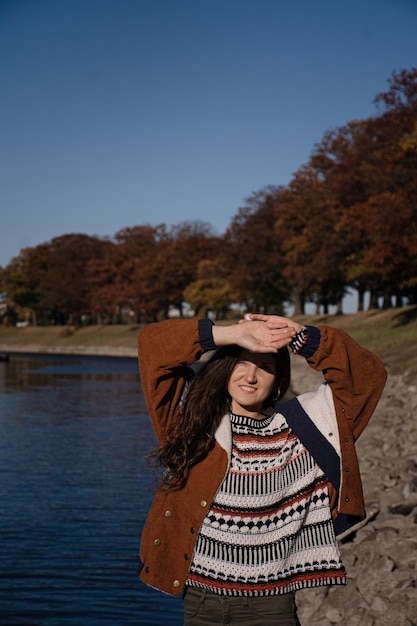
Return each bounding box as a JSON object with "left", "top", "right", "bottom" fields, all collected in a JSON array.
[{"left": 214, "top": 413, "right": 232, "bottom": 459}]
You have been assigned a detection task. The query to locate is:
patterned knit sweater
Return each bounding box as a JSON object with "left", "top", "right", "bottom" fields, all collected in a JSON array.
[{"left": 186, "top": 411, "right": 347, "bottom": 596}]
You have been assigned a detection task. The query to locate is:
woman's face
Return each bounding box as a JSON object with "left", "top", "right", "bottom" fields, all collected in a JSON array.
[{"left": 227, "top": 349, "right": 278, "bottom": 418}]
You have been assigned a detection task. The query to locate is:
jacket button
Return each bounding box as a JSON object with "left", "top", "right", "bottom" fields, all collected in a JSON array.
[
  {"left": 344, "top": 437, "right": 349, "bottom": 443},
  {"left": 145, "top": 566, "right": 150, "bottom": 573},
  {"left": 345, "top": 467, "right": 350, "bottom": 472},
  {"left": 345, "top": 497, "right": 350, "bottom": 502},
  {"left": 328, "top": 432, "right": 333, "bottom": 437},
  {"left": 184, "top": 553, "right": 190, "bottom": 560},
  {"left": 190, "top": 527, "right": 196, "bottom": 534},
  {"left": 200, "top": 500, "right": 207, "bottom": 508},
  {"left": 154, "top": 538, "right": 161, "bottom": 546},
  {"left": 165, "top": 510, "right": 172, "bottom": 517},
  {"left": 173, "top": 580, "right": 181, "bottom": 588}
]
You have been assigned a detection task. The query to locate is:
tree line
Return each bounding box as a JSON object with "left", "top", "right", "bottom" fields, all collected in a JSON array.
[{"left": 1, "top": 68, "right": 416, "bottom": 325}]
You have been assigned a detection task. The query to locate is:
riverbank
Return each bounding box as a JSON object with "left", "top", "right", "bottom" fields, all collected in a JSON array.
[{"left": 0, "top": 323, "right": 140, "bottom": 358}]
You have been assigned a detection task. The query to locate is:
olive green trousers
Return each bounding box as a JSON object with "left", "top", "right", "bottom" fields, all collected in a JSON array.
[{"left": 183, "top": 586, "right": 302, "bottom": 626}]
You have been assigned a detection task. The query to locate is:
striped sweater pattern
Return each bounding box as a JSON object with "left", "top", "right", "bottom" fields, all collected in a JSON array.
[{"left": 187, "top": 412, "right": 347, "bottom": 596}]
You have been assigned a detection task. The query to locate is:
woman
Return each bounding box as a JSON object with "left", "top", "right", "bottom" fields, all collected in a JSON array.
[{"left": 137, "top": 314, "right": 386, "bottom": 626}]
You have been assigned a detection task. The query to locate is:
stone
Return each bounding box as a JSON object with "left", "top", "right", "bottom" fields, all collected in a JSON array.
[{"left": 291, "top": 360, "right": 417, "bottom": 625}]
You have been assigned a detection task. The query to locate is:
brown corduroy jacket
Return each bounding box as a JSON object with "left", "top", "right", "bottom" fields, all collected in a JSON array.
[{"left": 137, "top": 319, "right": 387, "bottom": 597}]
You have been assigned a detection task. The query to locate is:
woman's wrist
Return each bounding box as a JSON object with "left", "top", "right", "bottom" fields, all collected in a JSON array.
[{"left": 212, "top": 323, "right": 241, "bottom": 347}]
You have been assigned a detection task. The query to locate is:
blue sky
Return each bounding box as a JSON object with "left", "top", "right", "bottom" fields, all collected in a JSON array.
[{"left": 1, "top": 0, "right": 417, "bottom": 269}]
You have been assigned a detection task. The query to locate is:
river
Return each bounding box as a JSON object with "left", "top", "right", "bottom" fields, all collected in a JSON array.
[{"left": 0, "top": 353, "right": 184, "bottom": 625}]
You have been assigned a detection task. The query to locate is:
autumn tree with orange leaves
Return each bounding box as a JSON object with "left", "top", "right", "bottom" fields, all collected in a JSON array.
[{"left": 224, "top": 187, "right": 290, "bottom": 314}]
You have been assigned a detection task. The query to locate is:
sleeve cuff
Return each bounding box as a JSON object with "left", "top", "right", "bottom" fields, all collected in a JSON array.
[
  {"left": 198, "top": 319, "right": 216, "bottom": 351},
  {"left": 297, "top": 325, "right": 321, "bottom": 358}
]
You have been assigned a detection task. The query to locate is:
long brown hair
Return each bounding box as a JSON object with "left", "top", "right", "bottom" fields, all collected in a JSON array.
[{"left": 151, "top": 345, "right": 291, "bottom": 491}]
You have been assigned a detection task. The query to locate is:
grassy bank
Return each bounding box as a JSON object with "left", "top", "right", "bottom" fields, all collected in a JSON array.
[
  {"left": 296, "top": 306, "right": 417, "bottom": 382},
  {"left": 1, "top": 306, "right": 416, "bottom": 381},
  {"left": 0, "top": 323, "right": 140, "bottom": 357}
]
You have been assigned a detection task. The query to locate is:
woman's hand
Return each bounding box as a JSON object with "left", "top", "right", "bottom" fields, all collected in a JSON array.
[
  {"left": 243, "top": 313, "right": 304, "bottom": 334},
  {"left": 212, "top": 317, "right": 297, "bottom": 352}
]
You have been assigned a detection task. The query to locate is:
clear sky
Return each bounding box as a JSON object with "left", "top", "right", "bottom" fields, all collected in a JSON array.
[{"left": 1, "top": 0, "right": 417, "bottom": 269}]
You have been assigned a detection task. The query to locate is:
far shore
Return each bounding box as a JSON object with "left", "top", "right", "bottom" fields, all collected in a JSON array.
[
  {"left": 0, "top": 343, "right": 138, "bottom": 359},
  {"left": 0, "top": 323, "right": 141, "bottom": 360}
]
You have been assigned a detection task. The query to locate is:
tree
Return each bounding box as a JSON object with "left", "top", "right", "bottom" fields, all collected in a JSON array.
[
  {"left": 85, "top": 240, "right": 120, "bottom": 323},
  {"left": 114, "top": 221, "right": 223, "bottom": 321},
  {"left": 25, "top": 234, "right": 109, "bottom": 324},
  {"left": 224, "top": 187, "right": 290, "bottom": 314},
  {"left": 336, "top": 69, "right": 417, "bottom": 308},
  {"left": 276, "top": 164, "right": 347, "bottom": 315},
  {"left": 113, "top": 224, "right": 169, "bottom": 321},
  {"left": 1, "top": 250, "right": 44, "bottom": 324},
  {"left": 183, "top": 259, "right": 232, "bottom": 318}
]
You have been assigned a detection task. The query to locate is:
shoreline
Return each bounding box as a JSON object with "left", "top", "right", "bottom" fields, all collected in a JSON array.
[
  {"left": 1, "top": 306, "right": 416, "bottom": 383},
  {"left": 0, "top": 344, "right": 138, "bottom": 359}
]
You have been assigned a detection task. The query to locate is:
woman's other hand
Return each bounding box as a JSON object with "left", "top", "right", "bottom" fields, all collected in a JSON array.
[{"left": 243, "top": 313, "right": 304, "bottom": 334}]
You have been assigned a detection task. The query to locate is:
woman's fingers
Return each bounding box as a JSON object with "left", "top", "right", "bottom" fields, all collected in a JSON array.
[{"left": 243, "top": 313, "right": 302, "bottom": 334}]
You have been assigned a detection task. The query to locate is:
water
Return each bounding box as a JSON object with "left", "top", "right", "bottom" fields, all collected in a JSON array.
[{"left": 0, "top": 353, "right": 184, "bottom": 625}]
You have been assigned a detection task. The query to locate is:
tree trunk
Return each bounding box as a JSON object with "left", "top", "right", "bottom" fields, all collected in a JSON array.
[
  {"left": 394, "top": 293, "right": 403, "bottom": 308},
  {"left": 382, "top": 293, "right": 391, "bottom": 309},
  {"left": 292, "top": 289, "right": 305, "bottom": 316},
  {"left": 335, "top": 296, "right": 343, "bottom": 315},
  {"left": 357, "top": 288, "right": 365, "bottom": 312},
  {"left": 368, "top": 290, "right": 379, "bottom": 310}
]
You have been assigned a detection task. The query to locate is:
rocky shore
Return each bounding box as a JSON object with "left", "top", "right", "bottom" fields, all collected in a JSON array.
[{"left": 290, "top": 357, "right": 417, "bottom": 626}]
